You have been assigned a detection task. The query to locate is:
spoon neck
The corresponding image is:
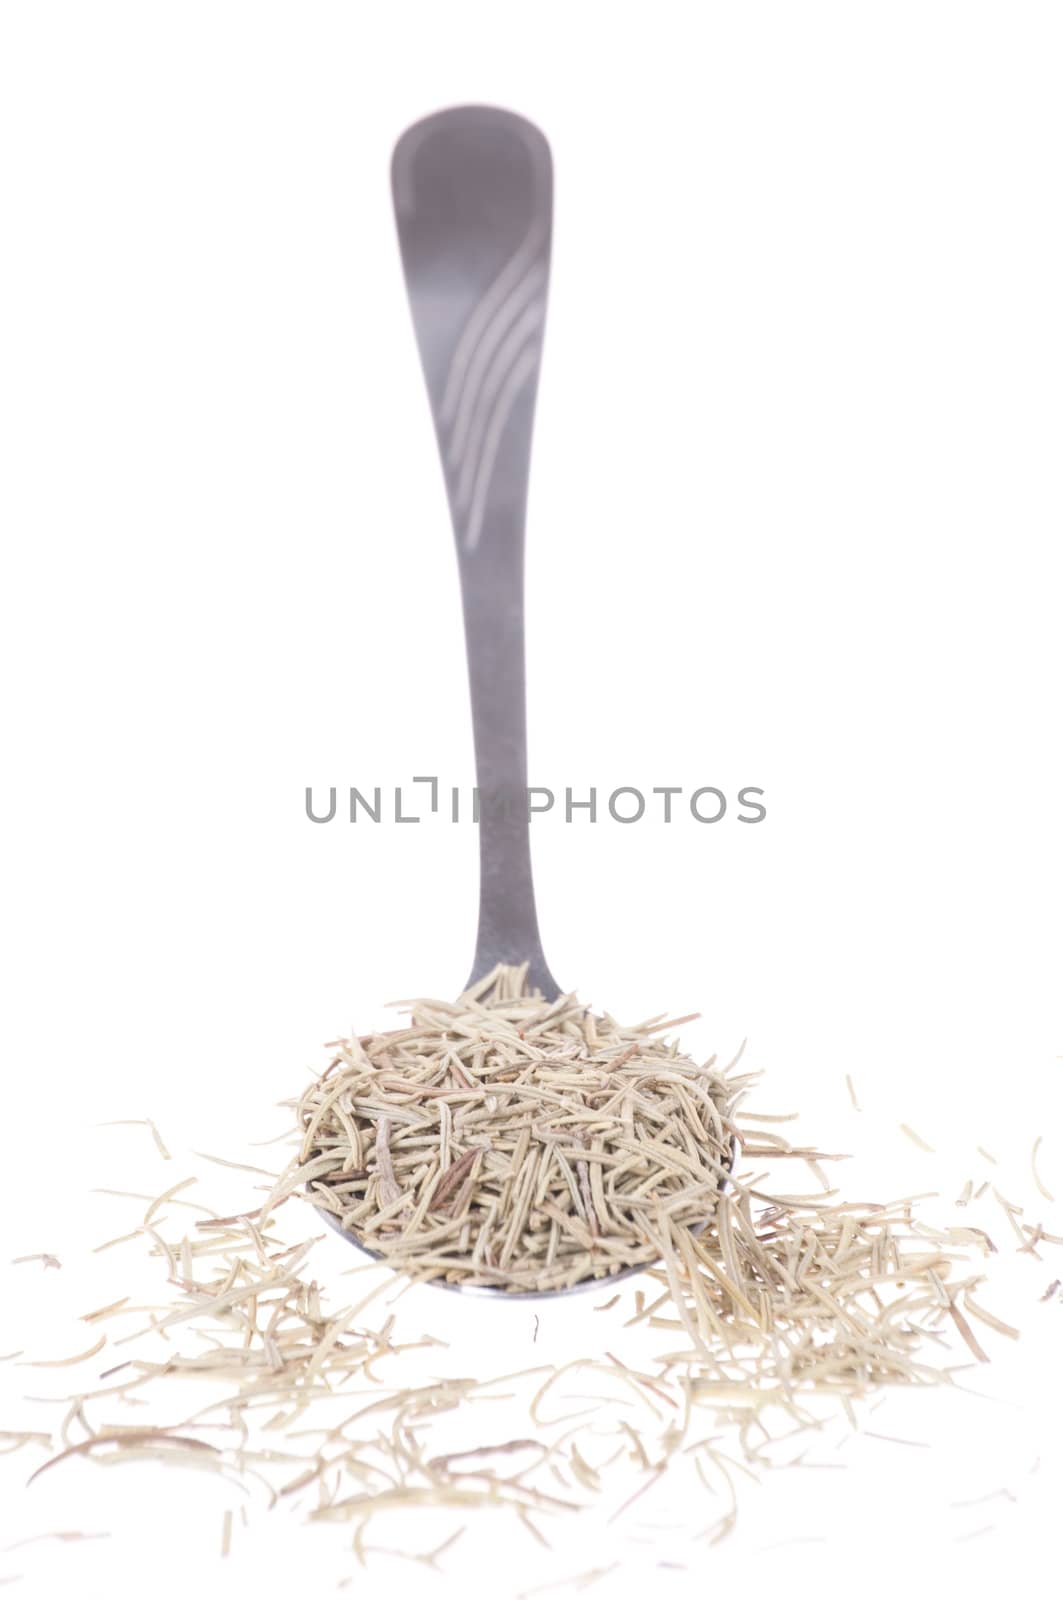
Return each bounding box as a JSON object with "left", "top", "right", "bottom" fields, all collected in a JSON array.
[{"left": 456, "top": 530, "right": 557, "bottom": 1001}]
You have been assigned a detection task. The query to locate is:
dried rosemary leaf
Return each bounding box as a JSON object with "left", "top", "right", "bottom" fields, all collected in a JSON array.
[
  {"left": 18, "top": 1335, "right": 107, "bottom": 1369},
  {"left": 99, "top": 1120, "right": 172, "bottom": 1161},
  {"left": 1030, "top": 1137, "right": 1055, "bottom": 1203},
  {"left": 3, "top": 1533, "right": 109, "bottom": 1553}
]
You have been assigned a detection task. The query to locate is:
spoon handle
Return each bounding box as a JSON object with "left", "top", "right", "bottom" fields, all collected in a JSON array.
[{"left": 392, "top": 105, "right": 559, "bottom": 999}]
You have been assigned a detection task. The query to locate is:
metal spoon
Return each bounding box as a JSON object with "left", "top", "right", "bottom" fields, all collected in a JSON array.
[
  {"left": 316, "top": 106, "right": 731, "bottom": 1296},
  {"left": 392, "top": 103, "right": 558, "bottom": 1001}
]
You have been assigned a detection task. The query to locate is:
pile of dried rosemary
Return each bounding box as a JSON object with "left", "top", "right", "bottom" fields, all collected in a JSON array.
[{"left": 284, "top": 964, "right": 736, "bottom": 1293}]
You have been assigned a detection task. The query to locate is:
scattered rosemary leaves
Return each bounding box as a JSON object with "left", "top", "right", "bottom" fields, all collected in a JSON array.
[{"left": 3, "top": 965, "right": 1059, "bottom": 1589}]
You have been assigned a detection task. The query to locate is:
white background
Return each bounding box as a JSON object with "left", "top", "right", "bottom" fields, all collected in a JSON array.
[{"left": 1, "top": 3, "right": 1061, "bottom": 1597}]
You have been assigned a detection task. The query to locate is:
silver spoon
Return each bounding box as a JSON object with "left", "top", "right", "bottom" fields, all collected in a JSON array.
[
  {"left": 392, "top": 103, "right": 558, "bottom": 1001},
  {"left": 316, "top": 106, "right": 731, "bottom": 1297}
]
